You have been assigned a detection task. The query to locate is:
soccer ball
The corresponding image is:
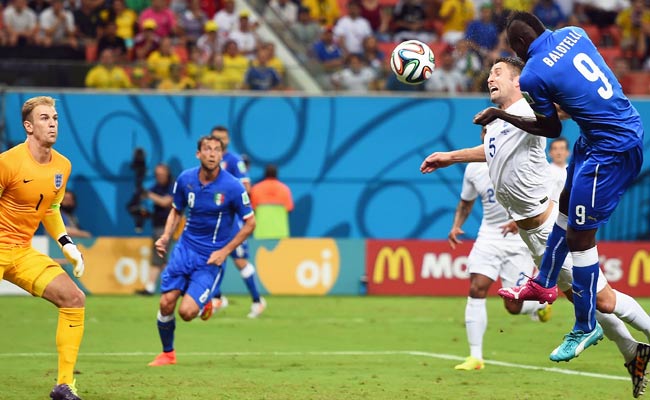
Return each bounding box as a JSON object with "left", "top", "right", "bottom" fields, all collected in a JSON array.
[{"left": 390, "top": 40, "right": 435, "bottom": 85}]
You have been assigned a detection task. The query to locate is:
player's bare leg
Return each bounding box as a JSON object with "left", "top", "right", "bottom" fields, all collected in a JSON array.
[{"left": 149, "top": 290, "right": 182, "bottom": 366}]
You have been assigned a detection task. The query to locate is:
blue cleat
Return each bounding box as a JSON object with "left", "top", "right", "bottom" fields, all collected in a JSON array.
[
  {"left": 549, "top": 323, "right": 604, "bottom": 362},
  {"left": 50, "top": 380, "right": 82, "bottom": 400}
]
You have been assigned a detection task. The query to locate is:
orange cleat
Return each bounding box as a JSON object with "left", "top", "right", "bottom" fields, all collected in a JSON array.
[{"left": 148, "top": 350, "right": 176, "bottom": 366}]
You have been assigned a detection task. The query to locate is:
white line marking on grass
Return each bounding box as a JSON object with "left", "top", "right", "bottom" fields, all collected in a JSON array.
[{"left": 0, "top": 350, "right": 628, "bottom": 381}]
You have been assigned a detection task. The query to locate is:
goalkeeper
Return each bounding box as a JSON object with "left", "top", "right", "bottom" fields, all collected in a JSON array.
[{"left": 0, "top": 96, "right": 86, "bottom": 400}]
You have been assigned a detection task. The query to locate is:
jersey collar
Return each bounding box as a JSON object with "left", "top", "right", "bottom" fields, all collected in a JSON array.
[{"left": 528, "top": 29, "right": 552, "bottom": 58}]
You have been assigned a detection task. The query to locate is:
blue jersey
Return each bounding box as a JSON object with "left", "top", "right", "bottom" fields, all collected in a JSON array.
[
  {"left": 172, "top": 167, "right": 253, "bottom": 258},
  {"left": 521, "top": 27, "right": 644, "bottom": 152},
  {"left": 221, "top": 151, "right": 250, "bottom": 185}
]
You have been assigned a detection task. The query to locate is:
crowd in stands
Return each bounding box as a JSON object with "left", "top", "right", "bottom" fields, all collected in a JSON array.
[{"left": 1, "top": 0, "right": 650, "bottom": 93}]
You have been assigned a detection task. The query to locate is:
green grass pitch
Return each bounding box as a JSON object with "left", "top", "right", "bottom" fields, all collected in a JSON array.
[{"left": 0, "top": 295, "right": 646, "bottom": 399}]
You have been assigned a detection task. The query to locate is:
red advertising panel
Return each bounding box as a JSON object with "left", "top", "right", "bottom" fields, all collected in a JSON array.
[
  {"left": 366, "top": 239, "right": 497, "bottom": 296},
  {"left": 367, "top": 240, "right": 650, "bottom": 297},
  {"left": 598, "top": 242, "right": 650, "bottom": 297}
]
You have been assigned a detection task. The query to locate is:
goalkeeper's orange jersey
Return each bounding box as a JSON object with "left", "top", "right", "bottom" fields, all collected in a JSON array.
[{"left": 0, "top": 142, "right": 71, "bottom": 245}]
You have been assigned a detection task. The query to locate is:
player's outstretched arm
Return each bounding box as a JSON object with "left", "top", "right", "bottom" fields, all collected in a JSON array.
[
  {"left": 448, "top": 199, "right": 474, "bottom": 249},
  {"left": 155, "top": 208, "right": 183, "bottom": 257},
  {"left": 473, "top": 107, "right": 562, "bottom": 138},
  {"left": 420, "top": 145, "right": 485, "bottom": 174}
]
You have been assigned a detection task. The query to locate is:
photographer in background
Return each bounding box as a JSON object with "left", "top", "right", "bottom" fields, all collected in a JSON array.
[
  {"left": 127, "top": 148, "right": 149, "bottom": 233},
  {"left": 136, "top": 163, "right": 174, "bottom": 296}
]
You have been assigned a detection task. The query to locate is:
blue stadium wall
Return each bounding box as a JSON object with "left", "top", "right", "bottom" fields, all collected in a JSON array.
[{"left": 4, "top": 91, "right": 650, "bottom": 239}]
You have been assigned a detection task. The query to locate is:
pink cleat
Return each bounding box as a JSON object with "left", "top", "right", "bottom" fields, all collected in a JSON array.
[{"left": 498, "top": 279, "right": 558, "bottom": 304}]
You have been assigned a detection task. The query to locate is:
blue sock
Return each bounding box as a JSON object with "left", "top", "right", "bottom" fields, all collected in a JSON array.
[
  {"left": 571, "top": 248, "right": 600, "bottom": 332},
  {"left": 534, "top": 221, "right": 569, "bottom": 288},
  {"left": 241, "top": 263, "right": 261, "bottom": 303},
  {"left": 157, "top": 312, "right": 175, "bottom": 352}
]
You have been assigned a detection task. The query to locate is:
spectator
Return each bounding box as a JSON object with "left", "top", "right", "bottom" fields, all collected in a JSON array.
[
  {"left": 60, "top": 191, "right": 92, "bottom": 238},
  {"left": 157, "top": 63, "right": 196, "bottom": 89},
  {"left": 360, "top": 0, "right": 382, "bottom": 31},
  {"left": 133, "top": 18, "right": 160, "bottom": 60},
  {"left": 74, "top": 0, "right": 103, "bottom": 42},
  {"left": 243, "top": 44, "right": 282, "bottom": 90},
  {"left": 439, "top": 0, "right": 475, "bottom": 45},
  {"left": 533, "top": 0, "right": 567, "bottom": 29},
  {"left": 147, "top": 36, "right": 181, "bottom": 82},
  {"left": 213, "top": 0, "right": 238, "bottom": 33},
  {"left": 465, "top": 3, "right": 498, "bottom": 53},
  {"left": 28, "top": 0, "right": 48, "bottom": 16},
  {"left": 617, "top": 0, "right": 650, "bottom": 65},
  {"left": 136, "top": 163, "right": 173, "bottom": 296},
  {"left": 454, "top": 39, "right": 482, "bottom": 87},
  {"left": 333, "top": 0, "right": 373, "bottom": 55},
  {"left": 222, "top": 39, "right": 249, "bottom": 89},
  {"left": 392, "top": 0, "right": 433, "bottom": 43},
  {"left": 113, "top": 0, "right": 138, "bottom": 46},
  {"left": 97, "top": 20, "right": 127, "bottom": 61},
  {"left": 264, "top": 0, "right": 298, "bottom": 26},
  {"left": 361, "top": 35, "right": 385, "bottom": 73},
  {"left": 312, "top": 26, "right": 344, "bottom": 72},
  {"left": 577, "top": 0, "right": 628, "bottom": 28},
  {"left": 139, "top": 0, "right": 177, "bottom": 38},
  {"left": 130, "top": 65, "right": 152, "bottom": 88},
  {"left": 229, "top": 10, "right": 258, "bottom": 59},
  {"left": 263, "top": 42, "right": 285, "bottom": 77},
  {"left": 3, "top": 0, "right": 39, "bottom": 46},
  {"left": 85, "top": 49, "right": 132, "bottom": 88},
  {"left": 196, "top": 20, "right": 220, "bottom": 63},
  {"left": 492, "top": 0, "right": 512, "bottom": 32},
  {"left": 186, "top": 43, "right": 207, "bottom": 80},
  {"left": 331, "top": 53, "right": 377, "bottom": 91},
  {"left": 425, "top": 49, "right": 466, "bottom": 93},
  {"left": 302, "top": 0, "right": 340, "bottom": 25},
  {"left": 39, "top": 0, "right": 77, "bottom": 48},
  {"left": 178, "top": 0, "right": 208, "bottom": 43},
  {"left": 290, "top": 6, "right": 321, "bottom": 47},
  {"left": 200, "top": 53, "right": 229, "bottom": 90},
  {"left": 126, "top": 0, "right": 151, "bottom": 14},
  {"left": 250, "top": 164, "right": 294, "bottom": 239}
]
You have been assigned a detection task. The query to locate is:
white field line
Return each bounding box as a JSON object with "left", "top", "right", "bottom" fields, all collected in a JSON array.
[{"left": 0, "top": 350, "right": 628, "bottom": 381}]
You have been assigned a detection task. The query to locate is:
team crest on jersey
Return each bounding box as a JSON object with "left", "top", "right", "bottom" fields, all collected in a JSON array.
[
  {"left": 220, "top": 161, "right": 227, "bottom": 169},
  {"left": 215, "top": 193, "right": 225, "bottom": 206},
  {"left": 54, "top": 173, "right": 63, "bottom": 189}
]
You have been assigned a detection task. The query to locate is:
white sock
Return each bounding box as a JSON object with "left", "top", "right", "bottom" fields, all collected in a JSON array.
[
  {"left": 157, "top": 310, "right": 174, "bottom": 322},
  {"left": 613, "top": 290, "right": 650, "bottom": 342},
  {"left": 596, "top": 310, "right": 637, "bottom": 362},
  {"left": 465, "top": 297, "right": 487, "bottom": 360},
  {"left": 519, "top": 301, "right": 543, "bottom": 316},
  {"left": 240, "top": 263, "right": 255, "bottom": 278},
  {"left": 145, "top": 282, "right": 156, "bottom": 293}
]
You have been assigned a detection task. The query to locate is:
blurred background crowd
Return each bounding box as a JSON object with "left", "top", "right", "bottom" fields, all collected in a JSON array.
[{"left": 1, "top": 0, "right": 649, "bottom": 93}]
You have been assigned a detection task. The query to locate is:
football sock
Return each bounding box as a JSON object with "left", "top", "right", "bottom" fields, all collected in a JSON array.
[
  {"left": 534, "top": 213, "right": 569, "bottom": 288},
  {"left": 519, "top": 301, "right": 542, "bottom": 315},
  {"left": 241, "top": 263, "right": 261, "bottom": 303},
  {"left": 56, "top": 307, "right": 85, "bottom": 385},
  {"left": 596, "top": 310, "right": 637, "bottom": 362},
  {"left": 157, "top": 311, "right": 175, "bottom": 353},
  {"left": 145, "top": 282, "right": 156, "bottom": 294},
  {"left": 613, "top": 290, "right": 650, "bottom": 342},
  {"left": 465, "top": 297, "right": 487, "bottom": 360},
  {"left": 571, "top": 247, "right": 600, "bottom": 332}
]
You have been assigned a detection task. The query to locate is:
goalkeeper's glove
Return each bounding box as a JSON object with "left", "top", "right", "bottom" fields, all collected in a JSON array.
[{"left": 58, "top": 234, "right": 85, "bottom": 278}]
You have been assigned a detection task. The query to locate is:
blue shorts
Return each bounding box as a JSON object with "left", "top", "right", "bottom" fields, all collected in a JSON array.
[
  {"left": 160, "top": 244, "right": 224, "bottom": 308},
  {"left": 230, "top": 240, "right": 249, "bottom": 260},
  {"left": 565, "top": 138, "right": 643, "bottom": 230}
]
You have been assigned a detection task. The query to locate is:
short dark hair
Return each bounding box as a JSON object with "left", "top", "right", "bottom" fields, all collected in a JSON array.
[
  {"left": 494, "top": 56, "right": 525, "bottom": 75},
  {"left": 550, "top": 136, "right": 569, "bottom": 149},
  {"left": 264, "top": 164, "right": 278, "bottom": 179},
  {"left": 197, "top": 135, "right": 224, "bottom": 150},
  {"left": 211, "top": 125, "right": 228, "bottom": 133},
  {"left": 506, "top": 11, "right": 546, "bottom": 36}
]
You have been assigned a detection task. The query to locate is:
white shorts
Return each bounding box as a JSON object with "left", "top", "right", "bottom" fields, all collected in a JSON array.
[
  {"left": 517, "top": 202, "right": 608, "bottom": 293},
  {"left": 467, "top": 238, "right": 536, "bottom": 288}
]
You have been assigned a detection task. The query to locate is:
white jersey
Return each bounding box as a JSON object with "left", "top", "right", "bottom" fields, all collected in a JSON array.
[
  {"left": 548, "top": 163, "right": 567, "bottom": 203},
  {"left": 484, "top": 98, "right": 553, "bottom": 221},
  {"left": 461, "top": 162, "right": 522, "bottom": 243}
]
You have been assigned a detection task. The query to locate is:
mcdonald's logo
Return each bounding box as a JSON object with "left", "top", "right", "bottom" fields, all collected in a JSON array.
[
  {"left": 629, "top": 250, "right": 650, "bottom": 287},
  {"left": 373, "top": 246, "right": 415, "bottom": 284}
]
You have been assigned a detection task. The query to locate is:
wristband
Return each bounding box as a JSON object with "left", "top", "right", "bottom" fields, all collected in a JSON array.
[{"left": 58, "top": 234, "right": 74, "bottom": 247}]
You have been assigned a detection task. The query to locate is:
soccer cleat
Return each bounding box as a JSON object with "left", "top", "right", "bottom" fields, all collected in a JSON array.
[
  {"left": 536, "top": 303, "right": 553, "bottom": 323},
  {"left": 549, "top": 323, "right": 604, "bottom": 362},
  {"left": 454, "top": 356, "right": 485, "bottom": 371},
  {"left": 625, "top": 342, "right": 650, "bottom": 398},
  {"left": 148, "top": 350, "right": 177, "bottom": 366},
  {"left": 214, "top": 296, "right": 229, "bottom": 312},
  {"left": 247, "top": 297, "right": 266, "bottom": 319},
  {"left": 199, "top": 299, "right": 214, "bottom": 321},
  {"left": 498, "top": 279, "right": 558, "bottom": 304},
  {"left": 50, "top": 379, "right": 81, "bottom": 400}
]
